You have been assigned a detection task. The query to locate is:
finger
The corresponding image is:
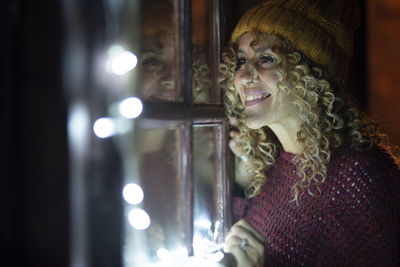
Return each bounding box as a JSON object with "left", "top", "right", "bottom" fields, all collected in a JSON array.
[
  {"left": 224, "top": 235, "right": 259, "bottom": 263},
  {"left": 230, "top": 130, "right": 239, "bottom": 138},
  {"left": 229, "top": 116, "right": 239, "bottom": 127},
  {"left": 229, "top": 139, "right": 245, "bottom": 157},
  {"left": 229, "top": 246, "right": 255, "bottom": 267},
  {"left": 224, "top": 237, "right": 253, "bottom": 267},
  {"left": 229, "top": 136, "right": 250, "bottom": 157},
  {"left": 235, "top": 219, "right": 266, "bottom": 243},
  {"left": 227, "top": 225, "right": 264, "bottom": 257}
]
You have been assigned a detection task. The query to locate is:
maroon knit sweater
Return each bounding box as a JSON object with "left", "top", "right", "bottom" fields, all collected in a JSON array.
[{"left": 233, "top": 145, "right": 400, "bottom": 266}]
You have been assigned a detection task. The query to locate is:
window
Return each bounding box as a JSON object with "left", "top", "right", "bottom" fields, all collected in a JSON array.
[{"left": 64, "top": 0, "right": 232, "bottom": 265}]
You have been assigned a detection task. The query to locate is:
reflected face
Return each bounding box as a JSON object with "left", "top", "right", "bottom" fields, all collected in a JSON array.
[
  {"left": 234, "top": 32, "right": 297, "bottom": 129},
  {"left": 140, "top": 34, "right": 176, "bottom": 101}
]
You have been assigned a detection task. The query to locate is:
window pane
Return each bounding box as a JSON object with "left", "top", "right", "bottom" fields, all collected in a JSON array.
[
  {"left": 192, "top": 0, "right": 221, "bottom": 104},
  {"left": 124, "top": 124, "right": 186, "bottom": 264},
  {"left": 137, "top": 0, "right": 181, "bottom": 102},
  {"left": 192, "top": 124, "right": 228, "bottom": 257},
  {"left": 138, "top": 127, "right": 183, "bottom": 247}
]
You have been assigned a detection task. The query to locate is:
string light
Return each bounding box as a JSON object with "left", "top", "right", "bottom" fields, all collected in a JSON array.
[
  {"left": 106, "top": 45, "right": 138, "bottom": 75},
  {"left": 93, "top": 117, "right": 115, "bottom": 138},
  {"left": 123, "top": 183, "right": 144, "bottom": 205},
  {"left": 119, "top": 97, "right": 143, "bottom": 119},
  {"left": 128, "top": 208, "right": 151, "bottom": 230}
]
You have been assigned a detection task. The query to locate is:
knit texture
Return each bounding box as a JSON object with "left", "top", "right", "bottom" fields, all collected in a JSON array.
[
  {"left": 233, "top": 145, "right": 400, "bottom": 266},
  {"left": 231, "top": 0, "right": 361, "bottom": 79},
  {"left": 141, "top": 1, "right": 174, "bottom": 38}
]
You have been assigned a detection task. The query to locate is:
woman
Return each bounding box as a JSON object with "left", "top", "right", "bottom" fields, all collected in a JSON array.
[{"left": 220, "top": 1, "right": 400, "bottom": 266}]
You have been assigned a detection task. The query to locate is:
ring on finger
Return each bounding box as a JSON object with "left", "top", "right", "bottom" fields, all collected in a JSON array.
[
  {"left": 240, "top": 154, "right": 249, "bottom": 162},
  {"left": 240, "top": 238, "right": 249, "bottom": 251}
]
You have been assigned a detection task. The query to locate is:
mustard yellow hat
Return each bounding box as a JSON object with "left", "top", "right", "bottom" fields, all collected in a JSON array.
[
  {"left": 141, "top": 1, "right": 174, "bottom": 38},
  {"left": 231, "top": 0, "right": 361, "bottom": 79}
]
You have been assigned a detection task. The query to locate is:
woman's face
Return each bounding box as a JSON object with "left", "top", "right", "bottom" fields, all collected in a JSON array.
[
  {"left": 234, "top": 32, "right": 298, "bottom": 130},
  {"left": 140, "top": 34, "right": 176, "bottom": 101}
]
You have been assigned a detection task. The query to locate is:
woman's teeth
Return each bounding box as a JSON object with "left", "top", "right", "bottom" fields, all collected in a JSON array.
[
  {"left": 245, "top": 94, "right": 271, "bottom": 106},
  {"left": 246, "top": 95, "right": 266, "bottom": 101}
]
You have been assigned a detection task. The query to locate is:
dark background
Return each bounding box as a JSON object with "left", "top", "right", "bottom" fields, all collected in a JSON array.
[
  {"left": 2, "top": 0, "right": 399, "bottom": 266},
  {"left": 1, "top": 0, "right": 69, "bottom": 266}
]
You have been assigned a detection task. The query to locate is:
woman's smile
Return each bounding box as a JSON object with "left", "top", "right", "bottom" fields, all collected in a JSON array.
[
  {"left": 234, "top": 32, "right": 298, "bottom": 129},
  {"left": 244, "top": 91, "right": 271, "bottom": 107}
]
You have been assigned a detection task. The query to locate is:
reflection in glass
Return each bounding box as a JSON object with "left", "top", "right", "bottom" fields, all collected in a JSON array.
[
  {"left": 192, "top": 0, "right": 214, "bottom": 104},
  {"left": 138, "top": 0, "right": 180, "bottom": 102},
  {"left": 135, "top": 126, "right": 184, "bottom": 259},
  {"left": 193, "top": 126, "right": 219, "bottom": 257},
  {"left": 138, "top": 0, "right": 211, "bottom": 103},
  {"left": 192, "top": 44, "right": 212, "bottom": 104}
]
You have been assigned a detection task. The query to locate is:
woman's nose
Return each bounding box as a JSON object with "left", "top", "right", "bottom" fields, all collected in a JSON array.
[
  {"left": 239, "top": 63, "right": 258, "bottom": 85},
  {"left": 159, "top": 65, "right": 175, "bottom": 89}
]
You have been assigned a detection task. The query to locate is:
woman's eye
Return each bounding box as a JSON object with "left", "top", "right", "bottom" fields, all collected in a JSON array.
[
  {"left": 260, "top": 55, "right": 275, "bottom": 64},
  {"left": 236, "top": 57, "right": 246, "bottom": 67},
  {"left": 142, "top": 58, "right": 160, "bottom": 71}
]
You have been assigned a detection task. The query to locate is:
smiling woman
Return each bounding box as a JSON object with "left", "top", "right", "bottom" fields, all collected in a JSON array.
[
  {"left": 219, "top": 0, "right": 400, "bottom": 266},
  {"left": 233, "top": 32, "right": 298, "bottom": 136}
]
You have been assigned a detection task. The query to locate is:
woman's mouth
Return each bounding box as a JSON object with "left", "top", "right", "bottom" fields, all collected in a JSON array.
[
  {"left": 245, "top": 93, "right": 271, "bottom": 107},
  {"left": 156, "top": 88, "right": 175, "bottom": 101}
]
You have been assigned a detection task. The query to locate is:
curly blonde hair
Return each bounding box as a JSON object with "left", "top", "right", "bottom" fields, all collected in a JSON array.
[
  {"left": 192, "top": 44, "right": 211, "bottom": 103},
  {"left": 220, "top": 31, "right": 392, "bottom": 203}
]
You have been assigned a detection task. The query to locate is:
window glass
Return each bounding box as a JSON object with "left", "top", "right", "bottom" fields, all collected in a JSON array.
[
  {"left": 124, "top": 123, "right": 188, "bottom": 266},
  {"left": 137, "top": 0, "right": 181, "bottom": 102},
  {"left": 193, "top": 125, "right": 219, "bottom": 256},
  {"left": 192, "top": 0, "right": 221, "bottom": 104},
  {"left": 137, "top": 126, "right": 185, "bottom": 256}
]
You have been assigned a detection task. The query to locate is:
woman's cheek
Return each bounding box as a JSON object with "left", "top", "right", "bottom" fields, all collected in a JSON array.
[{"left": 141, "top": 72, "right": 158, "bottom": 99}]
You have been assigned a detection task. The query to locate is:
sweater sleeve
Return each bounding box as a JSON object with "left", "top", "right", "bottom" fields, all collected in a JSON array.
[{"left": 316, "top": 148, "right": 400, "bottom": 266}]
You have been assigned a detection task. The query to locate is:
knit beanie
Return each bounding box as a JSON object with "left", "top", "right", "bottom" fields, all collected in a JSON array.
[
  {"left": 141, "top": 1, "right": 174, "bottom": 38},
  {"left": 231, "top": 0, "right": 361, "bottom": 79}
]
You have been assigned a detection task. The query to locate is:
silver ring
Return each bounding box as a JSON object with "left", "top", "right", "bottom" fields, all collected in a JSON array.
[
  {"left": 240, "top": 154, "right": 249, "bottom": 162},
  {"left": 240, "top": 238, "right": 249, "bottom": 251}
]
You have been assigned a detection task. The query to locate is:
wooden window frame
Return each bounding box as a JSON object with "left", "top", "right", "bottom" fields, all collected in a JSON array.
[{"left": 139, "top": 0, "right": 232, "bottom": 254}]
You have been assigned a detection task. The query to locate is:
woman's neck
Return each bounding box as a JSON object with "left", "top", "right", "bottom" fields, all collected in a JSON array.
[{"left": 268, "top": 118, "right": 303, "bottom": 154}]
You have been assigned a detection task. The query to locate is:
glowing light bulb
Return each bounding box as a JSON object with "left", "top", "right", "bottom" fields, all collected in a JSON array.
[
  {"left": 172, "top": 247, "right": 189, "bottom": 260},
  {"left": 128, "top": 208, "right": 151, "bottom": 230},
  {"left": 119, "top": 97, "right": 143, "bottom": 119},
  {"left": 107, "top": 45, "right": 138, "bottom": 75},
  {"left": 194, "top": 218, "right": 212, "bottom": 229},
  {"left": 108, "top": 45, "right": 123, "bottom": 57},
  {"left": 122, "top": 183, "right": 144, "bottom": 205},
  {"left": 93, "top": 117, "right": 115, "bottom": 138},
  {"left": 156, "top": 248, "right": 171, "bottom": 261}
]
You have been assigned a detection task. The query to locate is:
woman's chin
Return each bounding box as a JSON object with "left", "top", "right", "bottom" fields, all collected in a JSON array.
[{"left": 245, "top": 118, "right": 267, "bottom": 130}]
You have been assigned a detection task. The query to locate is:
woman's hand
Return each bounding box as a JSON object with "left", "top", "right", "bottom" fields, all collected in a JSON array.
[
  {"left": 228, "top": 117, "right": 246, "bottom": 158},
  {"left": 223, "top": 219, "right": 266, "bottom": 267},
  {"left": 229, "top": 117, "right": 253, "bottom": 189}
]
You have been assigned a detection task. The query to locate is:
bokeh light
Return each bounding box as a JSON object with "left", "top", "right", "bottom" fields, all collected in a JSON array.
[
  {"left": 172, "top": 247, "right": 189, "bottom": 260},
  {"left": 122, "top": 183, "right": 144, "bottom": 205},
  {"left": 194, "top": 218, "right": 211, "bottom": 229},
  {"left": 128, "top": 208, "right": 151, "bottom": 230},
  {"left": 156, "top": 248, "right": 171, "bottom": 261},
  {"left": 93, "top": 117, "right": 115, "bottom": 138},
  {"left": 119, "top": 97, "right": 143, "bottom": 119},
  {"left": 107, "top": 45, "right": 138, "bottom": 75}
]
